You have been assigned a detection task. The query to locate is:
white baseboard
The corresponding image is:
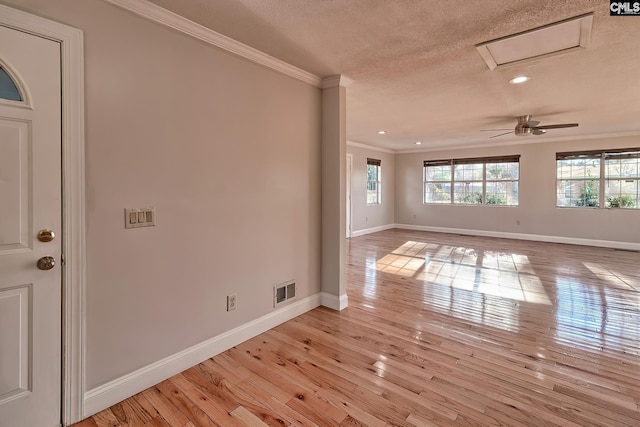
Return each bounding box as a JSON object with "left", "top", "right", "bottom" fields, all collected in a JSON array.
[
  {"left": 83, "top": 293, "right": 322, "bottom": 418},
  {"left": 394, "top": 224, "right": 640, "bottom": 251},
  {"left": 320, "top": 292, "right": 349, "bottom": 311},
  {"left": 351, "top": 223, "right": 395, "bottom": 237}
]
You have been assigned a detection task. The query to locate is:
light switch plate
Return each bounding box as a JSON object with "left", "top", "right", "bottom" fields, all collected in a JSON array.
[{"left": 125, "top": 207, "right": 156, "bottom": 229}]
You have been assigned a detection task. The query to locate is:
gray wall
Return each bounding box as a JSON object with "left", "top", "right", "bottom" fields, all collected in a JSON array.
[
  {"left": 4, "top": 0, "right": 322, "bottom": 389},
  {"left": 395, "top": 135, "right": 640, "bottom": 244},
  {"left": 347, "top": 144, "right": 395, "bottom": 233}
]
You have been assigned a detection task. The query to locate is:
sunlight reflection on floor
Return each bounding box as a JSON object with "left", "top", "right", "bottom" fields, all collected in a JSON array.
[
  {"left": 583, "top": 262, "right": 637, "bottom": 290},
  {"left": 373, "top": 241, "right": 552, "bottom": 305},
  {"left": 354, "top": 231, "right": 639, "bottom": 359}
]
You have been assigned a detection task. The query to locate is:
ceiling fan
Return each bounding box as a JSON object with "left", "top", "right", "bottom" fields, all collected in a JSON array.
[{"left": 482, "top": 115, "right": 578, "bottom": 138}]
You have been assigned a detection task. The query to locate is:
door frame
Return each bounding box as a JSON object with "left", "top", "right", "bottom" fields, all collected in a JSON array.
[
  {"left": 0, "top": 5, "right": 86, "bottom": 426},
  {"left": 346, "top": 153, "right": 353, "bottom": 238}
]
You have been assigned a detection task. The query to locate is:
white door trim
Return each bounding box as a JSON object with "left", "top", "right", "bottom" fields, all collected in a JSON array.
[
  {"left": 346, "top": 154, "right": 353, "bottom": 238},
  {"left": 0, "top": 5, "right": 86, "bottom": 425}
]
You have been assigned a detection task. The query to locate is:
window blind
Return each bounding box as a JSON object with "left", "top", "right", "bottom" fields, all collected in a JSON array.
[
  {"left": 557, "top": 149, "right": 640, "bottom": 160},
  {"left": 424, "top": 155, "right": 519, "bottom": 166},
  {"left": 423, "top": 159, "right": 452, "bottom": 167}
]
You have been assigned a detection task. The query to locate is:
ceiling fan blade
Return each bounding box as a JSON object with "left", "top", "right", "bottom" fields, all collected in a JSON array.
[
  {"left": 536, "top": 123, "right": 579, "bottom": 130},
  {"left": 526, "top": 120, "right": 540, "bottom": 127},
  {"left": 481, "top": 128, "right": 512, "bottom": 131},
  {"left": 489, "top": 131, "right": 513, "bottom": 139},
  {"left": 533, "top": 128, "right": 546, "bottom": 135}
]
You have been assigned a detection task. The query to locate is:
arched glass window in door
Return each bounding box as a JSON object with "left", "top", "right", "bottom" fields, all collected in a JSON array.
[{"left": 0, "top": 66, "right": 22, "bottom": 101}]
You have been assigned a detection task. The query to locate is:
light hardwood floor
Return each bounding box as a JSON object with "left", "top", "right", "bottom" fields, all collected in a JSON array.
[{"left": 74, "top": 229, "right": 640, "bottom": 426}]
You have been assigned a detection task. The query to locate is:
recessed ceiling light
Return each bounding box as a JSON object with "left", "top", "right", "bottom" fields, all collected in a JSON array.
[
  {"left": 509, "top": 76, "right": 531, "bottom": 84},
  {"left": 415, "top": 141, "right": 422, "bottom": 145},
  {"left": 377, "top": 130, "right": 386, "bottom": 135}
]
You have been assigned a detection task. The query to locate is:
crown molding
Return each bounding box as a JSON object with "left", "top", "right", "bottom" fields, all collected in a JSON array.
[
  {"left": 348, "top": 130, "right": 640, "bottom": 155},
  {"left": 396, "top": 130, "right": 640, "bottom": 154},
  {"left": 103, "top": 0, "right": 323, "bottom": 87},
  {"left": 321, "top": 75, "right": 354, "bottom": 89},
  {"left": 347, "top": 140, "right": 396, "bottom": 154}
]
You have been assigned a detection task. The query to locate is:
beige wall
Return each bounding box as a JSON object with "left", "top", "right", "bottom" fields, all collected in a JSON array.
[
  {"left": 347, "top": 144, "right": 395, "bottom": 232},
  {"left": 3, "top": 0, "right": 638, "bottom": 402},
  {"left": 321, "top": 84, "right": 347, "bottom": 303},
  {"left": 396, "top": 135, "right": 640, "bottom": 244},
  {"left": 3, "top": 0, "right": 322, "bottom": 389}
]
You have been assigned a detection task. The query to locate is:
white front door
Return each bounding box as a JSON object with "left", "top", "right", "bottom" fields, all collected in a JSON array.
[{"left": 0, "top": 24, "right": 62, "bottom": 427}]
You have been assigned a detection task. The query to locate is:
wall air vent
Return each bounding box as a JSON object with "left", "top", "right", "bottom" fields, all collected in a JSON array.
[
  {"left": 476, "top": 13, "right": 593, "bottom": 70},
  {"left": 274, "top": 280, "right": 296, "bottom": 307}
]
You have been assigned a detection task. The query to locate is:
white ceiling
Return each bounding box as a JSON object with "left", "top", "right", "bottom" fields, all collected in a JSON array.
[{"left": 146, "top": 0, "right": 640, "bottom": 151}]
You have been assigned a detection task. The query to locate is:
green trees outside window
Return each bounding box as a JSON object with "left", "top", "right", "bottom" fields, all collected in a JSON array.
[
  {"left": 424, "top": 156, "right": 519, "bottom": 206},
  {"left": 367, "top": 158, "right": 381, "bottom": 205},
  {"left": 557, "top": 149, "right": 639, "bottom": 209}
]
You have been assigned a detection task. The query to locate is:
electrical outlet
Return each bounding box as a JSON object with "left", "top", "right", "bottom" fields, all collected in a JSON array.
[{"left": 227, "top": 294, "right": 237, "bottom": 311}]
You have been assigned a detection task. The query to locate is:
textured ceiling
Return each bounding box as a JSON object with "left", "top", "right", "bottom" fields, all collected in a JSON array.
[{"left": 146, "top": 0, "right": 640, "bottom": 151}]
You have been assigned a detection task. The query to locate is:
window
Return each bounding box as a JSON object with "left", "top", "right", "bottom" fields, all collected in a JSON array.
[
  {"left": 423, "top": 160, "right": 451, "bottom": 203},
  {"left": 454, "top": 161, "right": 484, "bottom": 204},
  {"left": 485, "top": 160, "right": 520, "bottom": 205},
  {"left": 367, "top": 158, "right": 381, "bottom": 204},
  {"left": 424, "top": 155, "right": 520, "bottom": 206},
  {"left": 556, "top": 152, "right": 600, "bottom": 207},
  {"left": 557, "top": 149, "right": 640, "bottom": 208},
  {"left": 0, "top": 66, "right": 22, "bottom": 101}
]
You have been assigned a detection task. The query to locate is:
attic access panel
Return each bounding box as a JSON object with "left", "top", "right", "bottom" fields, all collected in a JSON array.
[{"left": 476, "top": 13, "right": 593, "bottom": 70}]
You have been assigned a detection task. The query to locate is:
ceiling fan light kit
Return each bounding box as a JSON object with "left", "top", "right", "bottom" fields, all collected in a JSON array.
[{"left": 483, "top": 115, "right": 579, "bottom": 138}]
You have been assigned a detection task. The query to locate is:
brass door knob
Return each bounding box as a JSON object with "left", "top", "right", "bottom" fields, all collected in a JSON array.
[{"left": 37, "top": 256, "right": 56, "bottom": 270}]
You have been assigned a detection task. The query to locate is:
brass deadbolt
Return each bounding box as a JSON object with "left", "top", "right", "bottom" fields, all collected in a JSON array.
[{"left": 37, "top": 229, "right": 55, "bottom": 242}]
